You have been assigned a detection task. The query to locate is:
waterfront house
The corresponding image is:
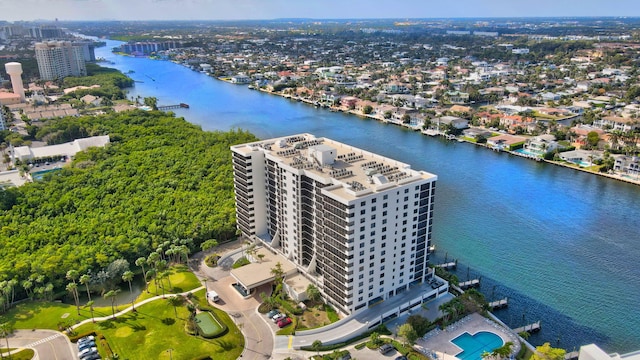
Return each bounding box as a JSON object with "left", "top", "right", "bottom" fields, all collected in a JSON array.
[
  {"left": 523, "top": 134, "right": 559, "bottom": 157},
  {"left": 486, "top": 134, "right": 527, "bottom": 151},
  {"left": 559, "top": 149, "right": 603, "bottom": 167},
  {"left": 614, "top": 155, "right": 640, "bottom": 176},
  {"left": 231, "top": 74, "right": 251, "bottom": 84},
  {"left": 594, "top": 116, "right": 640, "bottom": 132},
  {"left": 436, "top": 115, "right": 469, "bottom": 130}
]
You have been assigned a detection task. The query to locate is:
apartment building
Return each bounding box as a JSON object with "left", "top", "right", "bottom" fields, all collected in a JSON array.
[
  {"left": 231, "top": 134, "right": 438, "bottom": 315},
  {"left": 35, "top": 41, "right": 87, "bottom": 81}
]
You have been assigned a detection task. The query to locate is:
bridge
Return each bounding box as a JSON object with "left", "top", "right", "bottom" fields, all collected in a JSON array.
[{"left": 157, "top": 103, "right": 190, "bottom": 110}]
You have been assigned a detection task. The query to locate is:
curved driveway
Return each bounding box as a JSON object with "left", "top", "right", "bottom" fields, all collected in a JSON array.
[
  {"left": 7, "top": 329, "right": 77, "bottom": 360},
  {"left": 190, "top": 241, "right": 274, "bottom": 360}
]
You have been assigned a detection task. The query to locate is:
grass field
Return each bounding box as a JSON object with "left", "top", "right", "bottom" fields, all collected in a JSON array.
[
  {"left": 3, "top": 265, "right": 202, "bottom": 331},
  {"left": 72, "top": 288, "right": 243, "bottom": 360}
]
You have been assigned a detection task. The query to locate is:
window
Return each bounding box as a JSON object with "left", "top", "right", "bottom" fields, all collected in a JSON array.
[{"left": 383, "top": 195, "right": 388, "bottom": 200}]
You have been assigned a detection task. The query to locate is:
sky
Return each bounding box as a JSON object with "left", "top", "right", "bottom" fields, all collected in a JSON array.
[{"left": 3, "top": 0, "right": 640, "bottom": 21}]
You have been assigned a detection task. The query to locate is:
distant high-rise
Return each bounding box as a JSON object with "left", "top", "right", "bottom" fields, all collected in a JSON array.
[
  {"left": 4, "top": 62, "right": 26, "bottom": 102},
  {"left": 35, "top": 41, "right": 87, "bottom": 81}
]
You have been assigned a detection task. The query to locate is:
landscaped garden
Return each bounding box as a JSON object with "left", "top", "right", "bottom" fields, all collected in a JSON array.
[{"left": 70, "top": 288, "right": 241, "bottom": 360}]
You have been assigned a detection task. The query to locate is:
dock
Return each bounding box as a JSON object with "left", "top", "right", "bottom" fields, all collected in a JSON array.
[
  {"left": 435, "top": 260, "right": 457, "bottom": 270},
  {"left": 459, "top": 279, "right": 480, "bottom": 289},
  {"left": 514, "top": 321, "right": 541, "bottom": 334},
  {"left": 157, "top": 103, "right": 190, "bottom": 110},
  {"left": 565, "top": 351, "right": 579, "bottom": 360},
  {"left": 488, "top": 298, "right": 508, "bottom": 310}
]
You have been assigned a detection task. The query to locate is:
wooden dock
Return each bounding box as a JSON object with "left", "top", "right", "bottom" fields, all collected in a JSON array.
[
  {"left": 435, "top": 260, "right": 457, "bottom": 270},
  {"left": 459, "top": 279, "right": 480, "bottom": 289},
  {"left": 157, "top": 103, "right": 190, "bottom": 110},
  {"left": 488, "top": 298, "right": 508, "bottom": 309},
  {"left": 514, "top": 321, "right": 541, "bottom": 334}
]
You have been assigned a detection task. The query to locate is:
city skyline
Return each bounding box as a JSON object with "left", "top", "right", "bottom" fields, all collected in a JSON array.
[{"left": 3, "top": 0, "right": 640, "bottom": 21}]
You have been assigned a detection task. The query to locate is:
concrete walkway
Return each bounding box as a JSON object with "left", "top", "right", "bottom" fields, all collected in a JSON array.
[{"left": 69, "top": 286, "right": 205, "bottom": 330}]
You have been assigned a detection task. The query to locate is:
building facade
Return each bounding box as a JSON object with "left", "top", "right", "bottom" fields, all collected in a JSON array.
[
  {"left": 231, "top": 134, "right": 438, "bottom": 315},
  {"left": 35, "top": 41, "right": 87, "bottom": 80}
]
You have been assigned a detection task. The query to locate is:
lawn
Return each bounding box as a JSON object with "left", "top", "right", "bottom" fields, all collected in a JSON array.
[
  {"left": 73, "top": 289, "right": 243, "bottom": 360},
  {"left": 3, "top": 265, "right": 203, "bottom": 331},
  {"left": 1, "top": 349, "right": 35, "bottom": 360},
  {"left": 297, "top": 303, "right": 339, "bottom": 330},
  {"left": 136, "top": 265, "right": 203, "bottom": 302}
]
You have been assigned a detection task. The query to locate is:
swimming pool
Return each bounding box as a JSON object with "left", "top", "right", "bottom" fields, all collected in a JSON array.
[
  {"left": 31, "top": 168, "right": 62, "bottom": 181},
  {"left": 451, "top": 331, "right": 504, "bottom": 360}
]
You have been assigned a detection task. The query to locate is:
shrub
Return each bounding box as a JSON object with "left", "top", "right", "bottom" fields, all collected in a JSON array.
[
  {"left": 232, "top": 257, "right": 250, "bottom": 269},
  {"left": 205, "top": 254, "right": 220, "bottom": 267}
]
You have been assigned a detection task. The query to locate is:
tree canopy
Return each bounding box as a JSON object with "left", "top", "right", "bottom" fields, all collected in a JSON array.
[{"left": 0, "top": 110, "right": 256, "bottom": 295}]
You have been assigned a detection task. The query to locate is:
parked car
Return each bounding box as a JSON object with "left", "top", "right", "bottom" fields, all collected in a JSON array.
[
  {"left": 277, "top": 317, "right": 292, "bottom": 328},
  {"left": 78, "top": 347, "right": 97, "bottom": 358},
  {"left": 395, "top": 356, "right": 408, "bottom": 360},
  {"left": 272, "top": 313, "right": 286, "bottom": 322},
  {"left": 82, "top": 352, "right": 101, "bottom": 360},
  {"left": 78, "top": 336, "right": 95, "bottom": 344},
  {"left": 266, "top": 309, "right": 280, "bottom": 318},
  {"left": 78, "top": 341, "right": 96, "bottom": 351},
  {"left": 379, "top": 343, "right": 395, "bottom": 354},
  {"left": 336, "top": 352, "right": 352, "bottom": 360}
]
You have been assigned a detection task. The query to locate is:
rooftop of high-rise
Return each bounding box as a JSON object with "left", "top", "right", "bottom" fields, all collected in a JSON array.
[{"left": 232, "top": 133, "right": 437, "bottom": 201}]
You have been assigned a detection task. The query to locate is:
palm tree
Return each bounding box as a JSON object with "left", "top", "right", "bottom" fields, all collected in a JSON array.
[
  {"left": 79, "top": 274, "right": 92, "bottom": 302},
  {"left": 135, "top": 257, "right": 149, "bottom": 293},
  {"left": 311, "top": 340, "right": 322, "bottom": 356},
  {"left": 122, "top": 271, "right": 135, "bottom": 311},
  {"left": 0, "top": 322, "right": 13, "bottom": 360},
  {"left": 66, "top": 282, "right": 80, "bottom": 315},
  {"left": 66, "top": 269, "right": 79, "bottom": 285},
  {"left": 146, "top": 269, "right": 157, "bottom": 295},
  {"left": 86, "top": 300, "right": 95, "bottom": 323},
  {"left": 167, "top": 296, "right": 184, "bottom": 318},
  {"left": 21, "top": 279, "right": 33, "bottom": 300},
  {"left": 104, "top": 289, "right": 121, "bottom": 319}
]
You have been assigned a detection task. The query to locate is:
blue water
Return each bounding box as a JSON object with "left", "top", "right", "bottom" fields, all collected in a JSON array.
[
  {"left": 94, "top": 40, "right": 640, "bottom": 353},
  {"left": 452, "top": 331, "right": 504, "bottom": 360},
  {"left": 31, "top": 168, "right": 61, "bottom": 180}
]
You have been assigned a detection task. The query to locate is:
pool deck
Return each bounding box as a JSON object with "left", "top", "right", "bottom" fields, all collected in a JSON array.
[{"left": 415, "top": 312, "right": 521, "bottom": 360}]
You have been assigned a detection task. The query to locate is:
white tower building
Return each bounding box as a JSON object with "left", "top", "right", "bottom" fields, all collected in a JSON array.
[{"left": 4, "top": 62, "right": 25, "bottom": 102}]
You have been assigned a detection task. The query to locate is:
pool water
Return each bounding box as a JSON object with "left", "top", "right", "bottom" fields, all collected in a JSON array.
[{"left": 452, "top": 331, "right": 504, "bottom": 360}]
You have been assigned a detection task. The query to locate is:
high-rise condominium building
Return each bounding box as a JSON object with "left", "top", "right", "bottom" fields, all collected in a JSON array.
[
  {"left": 231, "top": 134, "right": 438, "bottom": 315},
  {"left": 35, "top": 41, "right": 87, "bottom": 81}
]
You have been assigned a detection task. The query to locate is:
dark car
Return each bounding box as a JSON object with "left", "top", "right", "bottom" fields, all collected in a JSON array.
[
  {"left": 266, "top": 309, "right": 280, "bottom": 318},
  {"left": 277, "top": 317, "right": 292, "bottom": 328},
  {"left": 379, "top": 343, "right": 395, "bottom": 354},
  {"left": 395, "top": 356, "right": 408, "bottom": 360}
]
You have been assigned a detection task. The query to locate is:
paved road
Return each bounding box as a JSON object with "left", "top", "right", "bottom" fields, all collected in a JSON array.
[
  {"left": 7, "top": 329, "right": 78, "bottom": 360},
  {"left": 190, "top": 240, "right": 275, "bottom": 360}
]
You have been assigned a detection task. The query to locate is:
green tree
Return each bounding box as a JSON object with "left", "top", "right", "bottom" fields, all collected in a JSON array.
[
  {"left": 135, "top": 257, "right": 149, "bottom": 293},
  {"left": 530, "top": 342, "right": 566, "bottom": 360},
  {"left": 167, "top": 295, "right": 184, "bottom": 318},
  {"left": 397, "top": 323, "right": 418, "bottom": 346},
  {"left": 143, "top": 97, "right": 158, "bottom": 110},
  {"left": 122, "top": 270, "right": 135, "bottom": 311},
  {"left": 587, "top": 131, "right": 600, "bottom": 148},
  {"left": 80, "top": 274, "right": 92, "bottom": 302},
  {"left": 363, "top": 105, "right": 373, "bottom": 115},
  {"left": 66, "top": 282, "right": 80, "bottom": 315},
  {"left": 306, "top": 284, "right": 322, "bottom": 303},
  {"left": 0, "top": 322, "right": 13, "bottom": 360},
  {"left": 200, "top": 239, "right": 218, "bottom": 252},
  {"left": 104, "top": 289, "right": 121, "bottom": 319},
  {"left": 86, "top": 300, "right": 95, "bottom": 323},
  {"left": 311, "top": 340, "right": 322, "bottom": 356},
  {"left": 370, "top": 331, "right": 381, "bottom": 346}
]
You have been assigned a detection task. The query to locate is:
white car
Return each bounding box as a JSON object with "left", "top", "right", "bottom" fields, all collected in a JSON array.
[
  {"left": 78, "top": 347, "right": 97, "bottom": 358},
  {"left": 272, "top": 313, "right": 286, "bottom": 322}
]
